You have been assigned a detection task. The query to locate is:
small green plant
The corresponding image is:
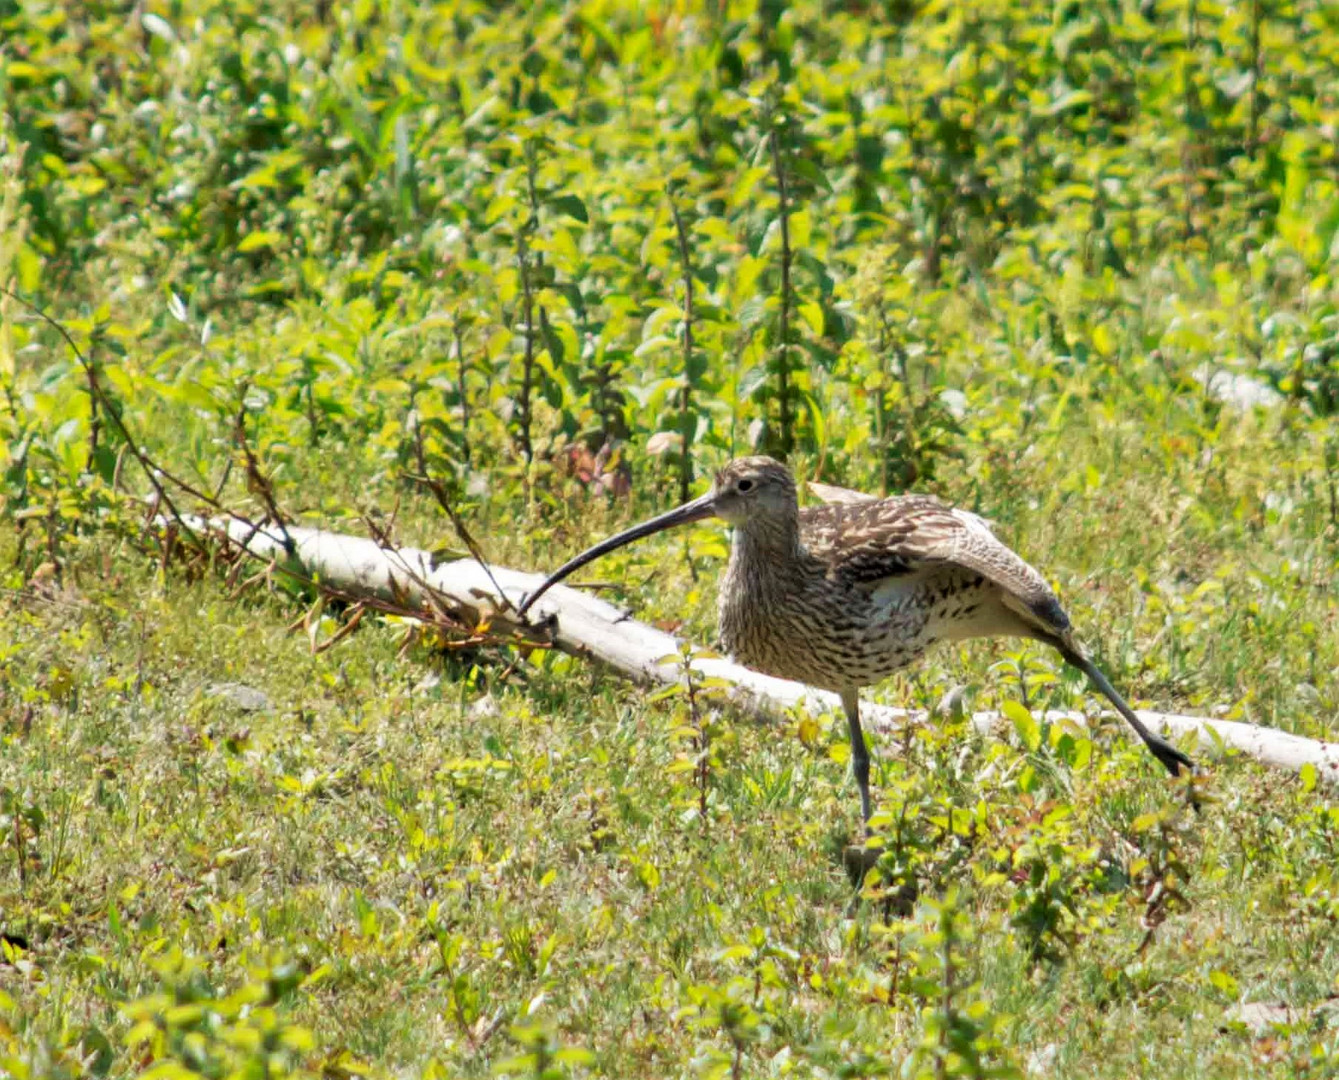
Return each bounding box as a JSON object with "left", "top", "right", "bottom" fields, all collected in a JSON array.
[
  {"left": 1127, "top": 805, "right": 1194, "bottom": 951},
  {"left": 0, "top": 786, "right": 42, "bottom": 891},
  {"left": 493, "top": 1017, "right": 595, "bottom": 1079},
  {"left": 679, "top": 956, "right": 780, "bottom": 1080},
  {"left": 121, "top": 950, "right": 336, "bottom": 1080},
  {"left": 865, "top": 772, "right": 959, "bottom": 915},
  {"left": 995, "top": 797, "right": 1095, "bottom": 966},
  {"left": 901, "top": 890, "right": 1020, "bottom": 1080},
  {"left": 653, "top": 642, "right": 732, "bottom": 825}
]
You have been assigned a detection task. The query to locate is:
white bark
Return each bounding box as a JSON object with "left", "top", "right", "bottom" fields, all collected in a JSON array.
[{"left": 189, "top": 517, "right": 1339, "bottom": 788}]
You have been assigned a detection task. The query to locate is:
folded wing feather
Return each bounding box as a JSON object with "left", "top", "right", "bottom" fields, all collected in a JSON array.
[{"left": 799, "top": 496, "right": 1072, "bottom": 639}]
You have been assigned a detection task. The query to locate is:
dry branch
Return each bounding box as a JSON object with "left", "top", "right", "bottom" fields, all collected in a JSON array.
[{"left": 190, "top": 518, "right": 1339, "bottom": 789}]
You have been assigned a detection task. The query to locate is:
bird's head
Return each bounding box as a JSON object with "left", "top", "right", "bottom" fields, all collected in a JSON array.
[{"left": 709, "top": 456, "right": 798, "bottom": 526}]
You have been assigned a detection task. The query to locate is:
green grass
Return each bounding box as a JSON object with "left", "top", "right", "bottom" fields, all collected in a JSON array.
[
  {"left": 3, "top": 0, "right": 1339, "bottom": 1076},
  {"left": 2, "top": 470, "right": 1337, "bottom": 1077}
]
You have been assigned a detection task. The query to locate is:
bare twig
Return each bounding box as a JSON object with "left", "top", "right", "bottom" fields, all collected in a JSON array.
[
  {"left": 516, "top": 230, "right": 536, "bottom": 465},
  {"left": 515, "top": 137, "right": 547, "bottom": 466},
  {"left": 1247, "top": 0, "right": 1263, "bottom": 158},
  {"left": 12, "top": 809, "right": 24, "bottom": 891},
  {"left": 313, "top": 602, "right": 367, "bottom": 655},
  {"left": 84, "top": 334, "right": 101, "bottom": 472},
  {"left": 768, "top": 126, "right": 794, "bottom": 458},
  {"left": 404, "top": 413, "right": 513, "bottom": 610},
  {"left": 402, "top": 467, "right": 514, "bottom": 615},
  {"left": 211, "top": 455, "right": 234, "bottom": 504},
  {"left": 668, "top": 190, "right": 696, "bottom": 505},
  {"left": 454, "top": 312, "right": 471, "bottom": 466},
  {"left": 1181, "top": 0, "right": 1201, "bottom": 239},
  {"left": 233, "top": 387, "right": 295, "bottom": 556},
  {"left": 2, "top": 284, "right": 205, "bottom": 551},
  {"left": 207, "top": 515, "right": 515, "bottom": 652}
]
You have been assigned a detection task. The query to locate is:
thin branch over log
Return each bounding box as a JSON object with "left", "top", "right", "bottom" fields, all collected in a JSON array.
[{"left": 190, "top": 518, "right": 1339, "bottom": 789}]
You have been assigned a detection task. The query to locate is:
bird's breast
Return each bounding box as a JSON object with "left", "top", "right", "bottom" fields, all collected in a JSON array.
[{"left": 717, "top": 558, "right": 940, "bottom": 691}]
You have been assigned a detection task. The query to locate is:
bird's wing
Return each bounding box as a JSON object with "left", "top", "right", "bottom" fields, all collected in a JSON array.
[
  {"left": 799, "top": 496, "right": 1070, "bottom": 634},
  {"left": 803, "top": 497, "right": 1192, "bottom": 779},
  {"left": 806, "top": 479, "right": 879, "bottom": 506}
]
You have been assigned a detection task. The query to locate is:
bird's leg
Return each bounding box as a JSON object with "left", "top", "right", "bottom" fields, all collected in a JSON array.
[
  {"left": 841, "top": 688, "right": 873, "bottom": 830},
  {"left": 1056, "top": 647, "right": 1194, "bottom": 778},
  {"left": 1047, "top": 639, "right": 1197, "bottom": 810}
]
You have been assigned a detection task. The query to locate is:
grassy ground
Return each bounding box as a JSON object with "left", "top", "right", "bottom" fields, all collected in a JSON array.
[
  {"left": 2, "top": 395, "right": 1337, "bottom": 1078},
  {"left": 4, "top": 1, "right": 1339, "bottom": 1076}
]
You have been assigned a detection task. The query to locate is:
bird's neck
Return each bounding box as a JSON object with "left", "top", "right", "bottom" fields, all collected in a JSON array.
[
  {"left": 719, "top": 514, "right": 809, "bottom": 667},
  {"left": 728, "top": 514, "right": 803, "bottom": 568}
]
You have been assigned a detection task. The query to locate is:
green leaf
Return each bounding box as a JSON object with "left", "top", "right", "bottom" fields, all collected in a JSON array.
[
  {"left": 547, "top": 194, "right": 588, "bottom": 224},
  {"left": 157, "top": 379, "right": 220, "bottom": 412},
  {"left": 491, "top": 1054, "right": 537, "bottom": 1075},
  {"left": 1042, "top": 89, "right": 1094, "bottom": 115},
  {"left": 789, "top": 156, "right": 833, "bottom": 193},
  {"left": 237, "top": 231, "right": 283, "bottom": 253},
  {"left": 799, "top": 300, "right": 824, "bottom": 336},
  {"left": 1001, "top": 700, "right": 1040, "bottom": 753},
  {"left": 16, "top": 245, "right": 41, "bottom": 293},
  {"left": 540, "top": 315, "right": 565, "bottom": 366}
]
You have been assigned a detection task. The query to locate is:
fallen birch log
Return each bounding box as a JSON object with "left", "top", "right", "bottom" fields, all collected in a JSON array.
[{"left": 189, "top": 517, "right": 1339, "bottom": 789}]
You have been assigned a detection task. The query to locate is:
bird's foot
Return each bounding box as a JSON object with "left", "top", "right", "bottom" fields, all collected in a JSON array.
[
  {"left": 1149, "top": 737, "right": 1203, "bottom": 812},
  {"left": 842, "top": 844, "right": 918, "bottom": 917},
  {"left": 1152, "top": 737, "right": 1195, "bottom": 778},
  {"left": 843, "top": 842, "right": 881, "bottom": 885}
]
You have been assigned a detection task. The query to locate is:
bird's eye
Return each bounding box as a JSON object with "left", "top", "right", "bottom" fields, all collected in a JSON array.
[{"left": 737, "top": 478, "right": 754, "bottom": 492}]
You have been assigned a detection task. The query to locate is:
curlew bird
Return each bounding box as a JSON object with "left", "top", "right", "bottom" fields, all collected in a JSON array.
[{"left": 518, "top": 456, "right": 1193, "bottom": 824}]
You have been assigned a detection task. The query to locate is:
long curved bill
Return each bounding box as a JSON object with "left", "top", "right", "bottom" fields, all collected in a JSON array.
[{"left": 516, "top": 489, "right": 719, "bottom": 618}]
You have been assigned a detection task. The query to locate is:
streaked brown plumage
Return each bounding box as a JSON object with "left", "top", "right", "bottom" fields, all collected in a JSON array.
[{"left": 519, "top": 456, "right": 1193, "bottom": 824}]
